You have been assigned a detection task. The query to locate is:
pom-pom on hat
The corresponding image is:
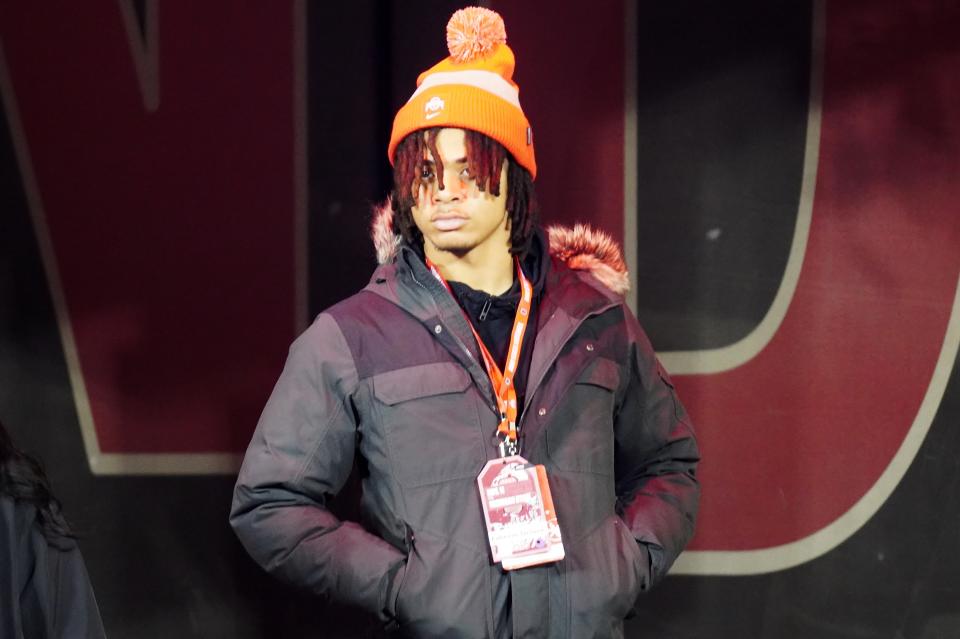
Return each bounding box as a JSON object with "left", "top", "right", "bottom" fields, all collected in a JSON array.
[{"left": 388, "top": 7, "right": 536, "bottom": 178}]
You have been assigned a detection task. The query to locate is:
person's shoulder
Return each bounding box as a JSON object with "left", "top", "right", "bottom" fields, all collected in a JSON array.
[
  {"left": 318, "top": 265, "right": 402, "bottom": 325},
  {"left": 1, "top": 495, "right": 79, "bottom": 559},
  {"left": 293, "top": 264, "right": 407, "bottom": 352},
  {"left": 550, "top": 256, "right": 623, "bottom": 303}
]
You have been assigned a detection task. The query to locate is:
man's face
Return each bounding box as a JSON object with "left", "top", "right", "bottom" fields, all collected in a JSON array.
[{"left": 411, "top": 128, "right": 510, "bottom": 259}]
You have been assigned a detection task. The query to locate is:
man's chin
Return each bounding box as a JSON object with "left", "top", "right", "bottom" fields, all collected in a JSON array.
[{"left": 426, "top": 236, "right": 475, "bottom": 256}]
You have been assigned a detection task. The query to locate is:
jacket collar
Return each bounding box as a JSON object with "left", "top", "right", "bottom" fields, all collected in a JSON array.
[{"left": 368, "top": 200, "right": 630, "bottom": 308}]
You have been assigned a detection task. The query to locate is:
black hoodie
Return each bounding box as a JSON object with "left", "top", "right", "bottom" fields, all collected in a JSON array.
[{"left": 446, "top": 230, "right": 549, "bottom": 419}]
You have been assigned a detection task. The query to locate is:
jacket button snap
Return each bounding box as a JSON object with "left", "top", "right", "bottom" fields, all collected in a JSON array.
[
  {"left": 538, "top": 407, "right": 547, "bottom": 417},
  {"left": 586, "top": 344, "right": 594, "bottom": 351},
  {"left": 434, "top": 324, "right": 442, "bottom": 334}
]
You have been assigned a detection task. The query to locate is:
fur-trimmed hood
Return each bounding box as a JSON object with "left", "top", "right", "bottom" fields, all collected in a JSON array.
[{"left": 370, "top": 203, "right": 630, "bottom": 296}]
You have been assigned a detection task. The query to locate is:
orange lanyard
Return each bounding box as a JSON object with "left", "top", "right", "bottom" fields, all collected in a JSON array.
[{"left": 426, "top": 257, "right": 533, "bottom": 457}]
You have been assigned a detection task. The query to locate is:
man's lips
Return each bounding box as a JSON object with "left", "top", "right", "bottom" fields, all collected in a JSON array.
[{"left": 431, "top": 214, "right": 468, "bottom": 231}]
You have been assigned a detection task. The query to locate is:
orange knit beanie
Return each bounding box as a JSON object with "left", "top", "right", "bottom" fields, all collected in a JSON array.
[{"left": 387, "top": 7, "right": 536, "bottom": 179}]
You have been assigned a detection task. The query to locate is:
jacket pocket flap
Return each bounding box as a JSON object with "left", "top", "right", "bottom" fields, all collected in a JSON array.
[
  {"left": 579, "top": 357, "right": 620, "bottom": 391},
  {"left": 373, "top": 362, "right": 471, "bottom": 405}
]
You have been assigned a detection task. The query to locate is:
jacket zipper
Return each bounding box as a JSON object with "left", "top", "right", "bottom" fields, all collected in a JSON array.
[{"left": 478, "top": 297, "right": 492, "bottom": 322}]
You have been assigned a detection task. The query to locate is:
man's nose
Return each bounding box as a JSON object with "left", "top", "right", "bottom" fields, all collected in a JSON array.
[{"left": 434, "top": 171, "right": 467, "bottom": 201}]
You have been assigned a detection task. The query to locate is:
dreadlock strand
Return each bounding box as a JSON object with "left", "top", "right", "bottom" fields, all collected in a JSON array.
[
  {"left": 465, "top": 130, "right": 484, "bottom": 193},
  {"left": 506, "top": 161, "right": 537, "bottom": 256},
  {"left": 392, "top": 133, "right": 426, "bottom": 247},
  {"left": 492, "top": 142, "right": 505, "bottom": 198},
  {"left": 425, "top": 129, "right": 445, "bottom": 192},
  {"left": 476, "top": 133, "right": 488, "bottom": 193}
]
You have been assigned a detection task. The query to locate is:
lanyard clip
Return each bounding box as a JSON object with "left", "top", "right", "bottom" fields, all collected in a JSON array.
[{"left": 498, "top": 429, "right": 519, "bottom": 458}]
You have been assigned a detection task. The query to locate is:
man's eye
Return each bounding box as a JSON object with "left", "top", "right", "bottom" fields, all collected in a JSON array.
[
  {"left": 420, "top": 168, "right": 434, "bottom": 180},
  {"left": 459, "top": 167, "right": 472, "bottom": 180}
]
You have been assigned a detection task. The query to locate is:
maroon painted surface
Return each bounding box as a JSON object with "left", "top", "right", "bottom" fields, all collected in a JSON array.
[
  {"left": 3, "top": 1, "right": 958, "bottom": 553},
  {"left": 0, "top": 3, "right": 297, "bottom": 452},
  {"left": 675, "top": 1, "right": 960, "bottom": 549},
  {"left": 494, "top": 1, "right": 625, "bottom": 238},
  {"left": 500, "top": 1, "right": 960, "bottom": 550},
  {"left": 0, "top": 3, "right": 958, "bottom": 637}
]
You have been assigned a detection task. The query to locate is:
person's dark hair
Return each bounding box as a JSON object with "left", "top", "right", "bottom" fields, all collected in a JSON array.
[
  {"left": 0, "top": 419, "right": 74, "bottom": 545},
  {"left": 391, "top": 127, "right": 539, "bottom": 256}
]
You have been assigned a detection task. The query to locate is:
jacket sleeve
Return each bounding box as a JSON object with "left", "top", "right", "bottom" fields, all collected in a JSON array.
[
  {"left": 1, "top": 499, "right": 106, "bottom": 639},
  {"left": 230, "top": 313, "right": 405, "bottom": 619},
  {"left": 44, "top": 538, "right": 107, "bottom": 639},
  {"left": 613, "top": 306, "right": 700, "bottom": 589}
]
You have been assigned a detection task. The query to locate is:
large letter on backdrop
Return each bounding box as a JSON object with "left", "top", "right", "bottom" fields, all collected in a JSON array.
[
  {"left": 492, "top": 0, "right": 960, "bottom": 573},
  {"left": 660, "top": 1, "right": 960, "bottom": 572},
  {"left": 0, "top": 1, "right": 306, "bottom": 473}
]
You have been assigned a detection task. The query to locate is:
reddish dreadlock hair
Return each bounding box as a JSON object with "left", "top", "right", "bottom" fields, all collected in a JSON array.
[{"left": 390, "top": 127, "right": 539, "bottom": 257}]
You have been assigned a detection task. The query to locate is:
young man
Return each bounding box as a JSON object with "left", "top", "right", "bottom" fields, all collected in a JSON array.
[{"left": 231, "top": 8, "right": 699, "bottom": 638}]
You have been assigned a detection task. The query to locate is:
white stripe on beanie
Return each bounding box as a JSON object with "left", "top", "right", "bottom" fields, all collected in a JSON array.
[{"left": 409, "top": 70, "right": 521, "bottom": 108}]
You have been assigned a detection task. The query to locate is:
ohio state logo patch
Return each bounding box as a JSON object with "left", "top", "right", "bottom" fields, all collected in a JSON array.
[{"left": 424, "top": 95, "right": 444, "bottom": 120}]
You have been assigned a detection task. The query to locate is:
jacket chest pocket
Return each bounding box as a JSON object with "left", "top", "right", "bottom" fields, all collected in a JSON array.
[
  {"left": 372, "top": 362, "right": 486, "bottom": 487},
  {"left": 545, "top": 357, "right": 620, "bottom": 474}
]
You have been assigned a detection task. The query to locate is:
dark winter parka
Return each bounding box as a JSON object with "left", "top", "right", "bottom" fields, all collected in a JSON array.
[{"left": 230, "top": 211, "right": 700, "bottom": 639}]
